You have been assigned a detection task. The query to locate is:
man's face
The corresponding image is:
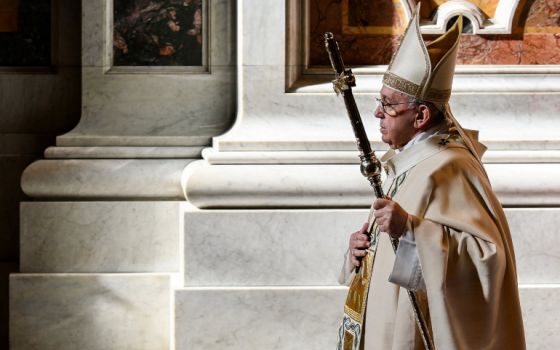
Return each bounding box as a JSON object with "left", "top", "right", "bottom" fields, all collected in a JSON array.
[{"left": 375, "top": 86, "right": 418, "bottom": 150}]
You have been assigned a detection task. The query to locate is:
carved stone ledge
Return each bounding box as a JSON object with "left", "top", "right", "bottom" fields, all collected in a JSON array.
[
  {"left": 21, "top": 158, "right": 195, "bottom": 199},
  {"left": 182, "top": 160, "right": 560, "bottom": 208}
]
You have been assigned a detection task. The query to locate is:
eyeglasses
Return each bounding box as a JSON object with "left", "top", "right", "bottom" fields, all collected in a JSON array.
[{"left": 375, "top": 97, "right": 415, "bottom": 117}]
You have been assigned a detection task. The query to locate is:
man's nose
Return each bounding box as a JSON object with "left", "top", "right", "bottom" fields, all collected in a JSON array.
[{"left": 374, "top": 105, "right": 384, "bottom": 119}]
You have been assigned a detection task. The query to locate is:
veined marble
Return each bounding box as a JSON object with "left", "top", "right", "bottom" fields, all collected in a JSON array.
[
  {"left": 292, "top": 72, "right": 560, "bottom": 94},
  {"left": 10, "top": 273, "right": 171, "bottom": 350},
  {"left": 202, "top": 148, "right": 560, "bottom": 165},
  {"left": 21, "top": 202, "right": 181, "bottom": 273},
  {"left": 183, "top": 208, "right": 560, "bottom": 286},
  {"left": 21, "top": 159, "right": 194, "bottom": 199},
  {"left": 183, "top": 210, "right": 365, "bottom": 286},
  {"left": 183, "top": 163, "right": 560, "bottom": 207},
  {"left": 519, "top": 285, "right": 560, "bottom": 349},
  {"left": 505, "top": 209, "right": 560, "bottom": 284},
  {"left": 44, "top": 146, "right": 204, "bottom": 159},
  {"left": 175, "top": 287, "right": 348, "bottom": 350},
  {"left": 174, "top": 285, "right": 559, "bottom": 350}
]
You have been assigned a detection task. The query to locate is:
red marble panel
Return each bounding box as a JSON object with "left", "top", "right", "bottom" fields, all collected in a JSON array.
[
  {"left": 524, "top": 0, "right": 560, "bottom": 28},
  {"left": 521, "top": 34, "right": 560, "bottom": 64},
  {"left": 309, "top": 0, "right": 403, "bottom": 66},
  {"left": 457, "top": 35, "right": 523, "bottom": 64},
  {"left": 309, "top": 0, "right": 560, "bottom": 66},
  {"left": 347, "top": 0, "right": 407, "bottom": 28}
]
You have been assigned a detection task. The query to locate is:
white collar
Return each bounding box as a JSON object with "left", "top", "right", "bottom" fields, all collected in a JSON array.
[{"left": 397, "top": 122, "right": 449, "bottom": 153}]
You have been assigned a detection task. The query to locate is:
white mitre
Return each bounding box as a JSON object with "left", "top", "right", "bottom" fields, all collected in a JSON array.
[
  {"left": 383, "top": 5, "right": 462, "bottom": 103},
  {"left": 383, "top": 6, "right": 487, "bottom": 164}
]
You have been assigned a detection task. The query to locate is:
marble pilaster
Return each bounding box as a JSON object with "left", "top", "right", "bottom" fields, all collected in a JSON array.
[
  {"left": 58, "top": 0, "right": 235, "bottom": 147},
  {"left": 12, "top": 2, "right": 237, "bottom": 349}
]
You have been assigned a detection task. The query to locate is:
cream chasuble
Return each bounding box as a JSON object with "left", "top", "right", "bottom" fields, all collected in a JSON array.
[{"left": 339, "top": 133, "right": 525, "bottom": 350}]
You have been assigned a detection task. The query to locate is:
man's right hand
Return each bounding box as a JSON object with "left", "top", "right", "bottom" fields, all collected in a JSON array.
[{"left": 349, "top": 222, "right": 370, "bottom": 267}]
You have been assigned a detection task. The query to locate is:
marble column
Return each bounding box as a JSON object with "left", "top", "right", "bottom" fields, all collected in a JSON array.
[{"left": 11, "top": 1, "right": 236, "bottom": 349}]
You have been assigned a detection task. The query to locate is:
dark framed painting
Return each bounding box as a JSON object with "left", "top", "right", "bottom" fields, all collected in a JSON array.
[
  {"left": 113, "top": 0, "right": 204, "bottom": 67},
  {"left": 0, "top": 0, "right": 52, "bottom": 67}
]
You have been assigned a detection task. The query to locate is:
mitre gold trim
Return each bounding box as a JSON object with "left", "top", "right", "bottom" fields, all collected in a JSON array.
[{"left": 382, "top": 72, "right": 421, "bottom": 98}]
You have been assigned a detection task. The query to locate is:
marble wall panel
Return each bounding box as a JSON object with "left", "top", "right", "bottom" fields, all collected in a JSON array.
[
  {"left": 525, "top": 0, "right": 559, "bottom": 27},
  {"left": 184, "top": 208, "right": 560, "bottom": 285},
  {"left": 175, "top": 287, "right": 348, "bottom": 350},
  {"left": 456, "top": 33, "right": 560, "bottom": 65},
  {"left": 20, "top": 202, "right": 181, "bottom": 273},
  {"left": 519, "top": 286, "right": 560, "bottom": 349},
  {"left": 346, "top": 0, "right": 403, "bottom": 27},
  {"left": 506, "top": 209, "right": 560, "bottom": 284},
  {"left": 309, "top": 0, "right": 402, "bottom": 66},
  {"left": 10, "top": 273, "right": 171, "bottom": 350},
  {"left": 309, "top": 0, "right": 560, "bottom": 65},
  {"left": 175, "top": 285, "right": 559, "bottom": 349},
  {"left": 184, "top": 209, "right": 366, "bottom": 286}
]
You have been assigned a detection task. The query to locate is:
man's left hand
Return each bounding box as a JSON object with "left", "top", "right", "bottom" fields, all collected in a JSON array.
[{"left": 373, "top": 198, "right": 408, "bottom": 238}]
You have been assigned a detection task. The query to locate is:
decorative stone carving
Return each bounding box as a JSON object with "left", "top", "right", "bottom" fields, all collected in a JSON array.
[{"left": 418, "top": 0, "right": 521, "bottom": 35}]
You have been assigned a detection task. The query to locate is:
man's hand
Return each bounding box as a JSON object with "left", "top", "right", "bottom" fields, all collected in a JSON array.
[
  {"left": 373, "top": 198, "right": 408, "bottom": 238},
  {"left": 349, "top": 222, "right": 370, "bottom": 267}
]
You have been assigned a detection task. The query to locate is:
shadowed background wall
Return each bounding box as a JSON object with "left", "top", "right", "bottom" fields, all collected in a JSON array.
[{"left": 0, "top": 1, "right": 81, "bottom": 348}]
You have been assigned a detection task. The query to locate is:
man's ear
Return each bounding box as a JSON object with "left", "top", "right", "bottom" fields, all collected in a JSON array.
[{"left": 414, "top": 104, "right": 432, "bottom": 130}]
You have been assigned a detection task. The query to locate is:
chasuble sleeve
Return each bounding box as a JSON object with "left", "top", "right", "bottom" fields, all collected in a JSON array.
[
  {"left": 338, "top": 249, "right": 356, "bottom": 285},
  {"left": 388, "top": 219, "right": 426, "bottom": 291}
]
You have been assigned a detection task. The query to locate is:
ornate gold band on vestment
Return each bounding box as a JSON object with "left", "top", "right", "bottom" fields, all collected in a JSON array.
[
  {"left": 337, "top": 225, "right": 380, "bottom": 350},
  {"left": 337, "top": 175, "right": 412, "bottom": 350}
]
